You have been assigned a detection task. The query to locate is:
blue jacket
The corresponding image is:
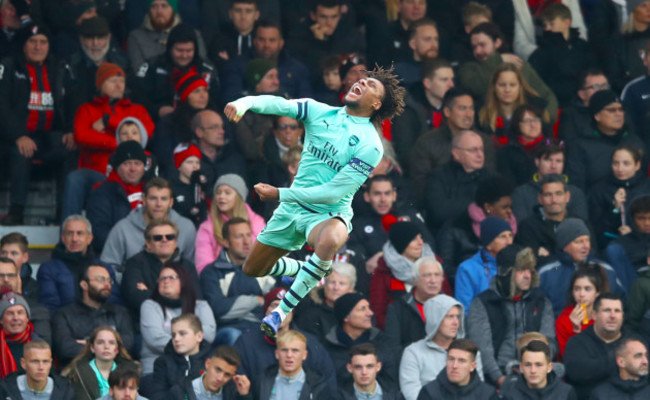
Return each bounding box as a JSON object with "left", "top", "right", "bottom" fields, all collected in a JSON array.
[
  {"left": 539, "top": 252, "right": 624, "bottom": 317},
  {"left": 455, "top": 249, "right": 498, "bottom": 314}
]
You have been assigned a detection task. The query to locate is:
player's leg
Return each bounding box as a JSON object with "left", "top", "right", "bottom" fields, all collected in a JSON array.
[{"left": 242, "top": 241, "right": 290, "bottom": 277}]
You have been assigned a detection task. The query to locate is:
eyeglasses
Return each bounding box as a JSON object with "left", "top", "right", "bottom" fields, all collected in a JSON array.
[
  {"left": 88, "top": 276, "right": 113, "bottom": 285},
  {"left": 158, "top": 275, "right": 179, "bottom": 283},
  {"left": 151, "top": 234, "right": 177, "bottom": 242},
  {"left": 582, "top": 83, "right": 609, "bottom": 91},
  {"left": 454, "top": 146, "right": 484, "bottom": 154},
  {"left": 0, "top": 273, "right": 17, "bottom": 279},
  {"left": 520, "top": 118, "right": 541, "bottom": 124},
  {"left": 278, "top": 123, "right": 300, "bottom": 130}
]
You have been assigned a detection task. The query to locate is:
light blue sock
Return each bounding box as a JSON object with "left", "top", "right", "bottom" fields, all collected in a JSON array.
[
  {"left": 267, "top": 257, "right": 303, "bottom": 278},
  {"left": 278, "top": 254, "right": 332, "bottom": 315}
]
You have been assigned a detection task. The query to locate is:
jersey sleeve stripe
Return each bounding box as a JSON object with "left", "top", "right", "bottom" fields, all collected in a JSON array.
[
  {"left": 297, "top": 101, "right": 303, "bottom": 120},
  {"left": 302, "top": 101, "right": 309, "bottom": 121}
]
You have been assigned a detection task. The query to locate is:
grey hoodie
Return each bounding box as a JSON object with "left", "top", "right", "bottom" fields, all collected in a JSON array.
[
  {"left": 100, "top": 207, "right": 197, "bottom": 279},
  {"left": 116, "top": 117, "right": 149, "bottom": 148},
  {"left": 398, "top": 294, "right": 484, "bottom": 400}
]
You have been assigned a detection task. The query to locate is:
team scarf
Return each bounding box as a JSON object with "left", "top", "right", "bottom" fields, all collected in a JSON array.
[
  {"left": 0, "top": 322, "right": 34, "bottom": 378},
  {"left": 105, "top": 170, "right": 144, "bottom": 209},
  {"left": 26, "top": 63, "right": 54, "bottom": 132}
]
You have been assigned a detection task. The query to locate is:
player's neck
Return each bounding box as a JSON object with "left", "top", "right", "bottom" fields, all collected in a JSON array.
[{"left": 344, "top": 105, "right": 372, "bottom": 119}]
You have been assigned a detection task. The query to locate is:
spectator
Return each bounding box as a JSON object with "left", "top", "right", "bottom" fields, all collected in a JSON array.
[
  {"left": 0, "top": 291, "right": 43, "bottom": 377},
  {"left": 192, "top": 110, "right": 247, "bottom": 191},
  {"left": 467, "top": 245, "right": 556, "bottom": 387},
  {"left": 61, "top": 326, "right": 138, "bottom": 400},
  {"left": 478, "top": 63, "right": 552, "bottom": 144},
  {"left": 499, "top": 340, "right": 576, "bottom": 399},
  {"left": 147, "top": 314, "right": 211, "bottom": 399},
  {"left": 511, "top": 139, "right": 589, "bottom": 222},
  {"left": 459, "top": 22, "right": 558, "bottom": 119},
  {"left": 0, "top": 340, "right": 74, "bottom": 399},
  {"left": 234, "top": 287, "right": 336, "bottom": 391},
  {"left": 564, "top": 293, "right": 626, "bottom": 399},
  {"left": 621, "top": 39, "right": 650, "bottom": 138},
  {"left": 385, "top": 257, "right": 446, "bottom": 350},
  {"left": 38, "top": 215, "right": 120, "bottom": 314},
  {"left": 293, "top": 262, "right": 356, "bottom": 342},
  {"left": 392, "top": 58, "right": 454, "bottom": 167},
  {"left": 0, "top": 232, "right": 38, "bottom": 301},
  {"left": 52, "top": 263, "right": 133, "bottom": 367},
  {"left": 590, "top": 336, "right": 650, "bottom": 399},
  {"left": 337, "top": 342, "right": 403, "bottom": 399},
  {"left": 140, "top": 264, "right": 215, "bottom": 374},
  {"left": 424, "top": 130, "right": 489, "bottom": 233},
  {"left": 0, "top": 23, "right": 75, "bottom": 225},
  {"left": 170, "top": 345, "right": 253, "bottom": 399},
  {"left": 169, "top": 143, "right": 208, "bottom": 227},
  {"left": 626, "top": 250, "right": 650, "bottom": 339},
  {"left": 416, "top": 338, "right": 495, "bottom": 400},
  {"left": 516, "top": 174, "right": 586, "bottom": 260},
  {"left": 538, "top": 218, "right": 623, "bottom": 316},
  {"left": 393, "top": 19, "right": 441, "bottom": 87},
  {"left": 0, "top": 0, "right": 24, "bottom": 60},
  {"left": 565, "top": 89, "right": 645, "bottom": 190},
  {"left": 201, "top": 218, "right": 273, "bottom": 344},
  {"left": 496, "top": 105, "right": 551, "bottom": 186},
  {"left": 455, "top": 216, "right": 514, "bottom": 313},
  {"left": 399, "top": 295, "right": 483, "bottom": 400},
  {"left": 556, "top": 267, "right": 607, "bottom": 357},
  {"left": 127, "top": 0, "right": 207, "bottom": 75},
  {"left": 409, "top": 89, "right": 495, "bottom": 199},
  {"left": 87, "top": 141, "right": 147, "bottom": 252},
  {"left": 558, "top": 68, "right": 610, "bottom": 141},
  {"left": 208, "top": 0, "right": 258, "bottom": 62},
  {"left": 101, "top": 177, "right": 197, "bottom": 270},
  {"left": 0, "top": 257, "right": 51, "bottom": 343},
  {"left": 100, "top": 366, "right": 149, "bottom": 400},
  {"left": 370, "top": 221, "right": 437, "bottom": 330},
  {"left": 323, "top": 293, "right": 400, "bottom": 390},
  {"left": 254, "top": 330, "right": 328, "bottom": 399},
  {"left": 528, "top": 4, "right": 593, "bottom": 107},
  {"left": 66, "top": 63, "right": 153, "bottom": 220},
  {"left": 219, "top": 19, "right": 312, "bottom": 103},
  {"left": 120, "top": 220, "right": 201, "bottom": 318},
  {"left": 449, "top": 2, "right": 492, "bottom": 65},
  {"left": 195, "top": 174, "right": 265, "bottom": 274},
  {"left": 589, "top": 145, "right": 650, "bottom": 249}
]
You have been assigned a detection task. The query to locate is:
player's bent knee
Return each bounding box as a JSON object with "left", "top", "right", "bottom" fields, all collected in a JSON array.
[{"left": 242, "top": 260, "right": 266, "bottom": 277}]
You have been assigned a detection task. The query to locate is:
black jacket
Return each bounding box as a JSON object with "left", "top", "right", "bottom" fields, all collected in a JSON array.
[
  {"left": 68, "top": 354, "right": 138, "bottom": 400},
  {"left": 293, "top": 288, "right": 338, "bottom": 343},
  {"left": 384, "top": 291, "right": 426, "bottom": 351},
  {"left": 337, "top": 379, "right": 404, "bottom": 400},
  {"left": 170, "top": 377, "right": 253, "bottom": 400},
  {"left": 87, "top": 179, "right": 136, "bottom": 253},
  {"left": 496, "top": 138, "right": 548, "bottom": 187},
  {"left": 0, "top": 372, "right": 75, "bottom": 400},
  {"left": 436, "top": 213, "right": 481, "bottom": 281},
  {"left": 417, "top": 369, "right": 496, "bottom": 400},
  {"left": 499, "top": 371, "right": 576, "bottom": 400},
  {"left": 52, "top": 300, "right": 134, "bottom": 366},
  {"left": 199, "top": 143, "right": 247, "bottom": 195},
  {"left": 558, "top": 100, "right": 592, "bottom": 142},
  {"left": 591, "top": 375, "right": 650, "bottom": 400},
  {"left": 255, "top": 365, "right": 328, "bottom": 400}
]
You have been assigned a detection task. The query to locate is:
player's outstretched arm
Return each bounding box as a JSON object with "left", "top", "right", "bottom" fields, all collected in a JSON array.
[{"left": 224, "top": 95, "right": 317, "bottom": 122}]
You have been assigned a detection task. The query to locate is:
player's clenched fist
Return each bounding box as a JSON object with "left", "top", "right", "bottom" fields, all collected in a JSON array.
[
  {"left": 254, "top": 183, "right": 280, "bottom": 201},
  {"left": 224, "top": 103, "right": 244, "bottom": 122}
]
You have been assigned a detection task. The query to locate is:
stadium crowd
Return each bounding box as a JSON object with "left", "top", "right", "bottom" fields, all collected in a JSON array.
[{"left": 3, "top": 0, "right": 650, "bottom": 398}]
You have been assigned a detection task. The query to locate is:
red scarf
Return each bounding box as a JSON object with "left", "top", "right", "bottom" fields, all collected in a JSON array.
[
  {"left": 0, "top": 322, "right": 34, "bottom": 378},
  {"left": 493, "top": 116, "right": 510, "bottom": 146},
  {"left": 518, "top": 134, "right": 545, "bottom": 153},
  {"left": 26, "top": 63, "right": 54, "bottom": 133},
  {"left": 105, "top": 170, "right": 143, "bottom": 209}
]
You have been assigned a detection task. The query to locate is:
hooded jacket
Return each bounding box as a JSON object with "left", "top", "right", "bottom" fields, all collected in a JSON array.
[
  {"left": 148, "top": 340, "right": 212, "bottom": 400},
  {"left": 255, "top": 365, "right": 328, "bottom": 400},
  {"left": 399, "top": 295, "right": 484, "bottom": 400},
  {"left": 292, "top": 286, "right": 337, "bottom": 343},
  {"left": 416, "top": 369, "right": 495, "bottom": 400},
  {"left": 455, "top": 249, "right": 498, "bottom": 314},
  {"left": 591, "top": 374, "right": 650, "bottom": 400},
  {"left": 499, "top": 371, "right": 576, "bottom": 400},
  {"left": 0, "top": 372, "right": 75, "bottom": 400}
]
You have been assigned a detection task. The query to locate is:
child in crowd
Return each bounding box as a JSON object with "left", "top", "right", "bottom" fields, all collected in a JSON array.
[{"left": 170, "top": 143, "right": 209, "bottom": 227}]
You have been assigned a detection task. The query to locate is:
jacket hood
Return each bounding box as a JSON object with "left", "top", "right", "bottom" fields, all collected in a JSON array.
[
  {"left": 607, "top": 374, "right": 650, "bottom": 393},
  {"left": 126, "top": 207, "right": 148, "bottom": 230},
  {"left": 116, "top": 116, "right": 149, "bottom": 148},
  {"left": 424, "top": 294, "right": 465, "bottom": 341}
]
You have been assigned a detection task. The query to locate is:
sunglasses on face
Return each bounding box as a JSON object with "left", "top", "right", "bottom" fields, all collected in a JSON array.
[{"left": 151, "top": 234, "right": 177, "bottom": 242}]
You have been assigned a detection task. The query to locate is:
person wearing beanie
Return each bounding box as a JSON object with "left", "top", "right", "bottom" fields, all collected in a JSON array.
[
  {"left": 194, "top": 173, "right": 265, "bottom": 275},
  {"left": 369, "top": 221, "right": 442, "bottom": 330},
  {"left": 455, "top": 216, "right": 514, "bottom": 314},
  {"left": 133, "top": 21, "right": 216, "bottom": 121},
  {"left": 170, "top": 142, "right": 208, "bottom": 227},
  {"left": 0, "top": 290, "right": 40, "bottom": 378},
  {"left": 565, "top": 88, "right": 645, "bottom": 190},
  {"left": 243, "top": 58, "right": 279, "bottom": 93},
  {"left": 466, "top": 245, "right": 557, "bottom": 387},
  {"left": 0, "top": 0, "right": 27, "bottom": 60},
  {"left": 538, "top": 218, "right": 624, "bottom": 316}
]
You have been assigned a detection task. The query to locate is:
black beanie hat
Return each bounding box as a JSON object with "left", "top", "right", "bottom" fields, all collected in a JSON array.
[
  {"left": 110, "top": 141, "right": 147, "bottom": 169},
  {"left": 388, "top": 221, "right": 421, "bottom": 254},
  {"left": 334, "top": 292, "right": 365, "bottom": 325},
  {"left": 589, "top": 89, "right": 620, "bottom": 117},
  {"left": 15, "top": 23, "right": 50, "bottom": 51}
]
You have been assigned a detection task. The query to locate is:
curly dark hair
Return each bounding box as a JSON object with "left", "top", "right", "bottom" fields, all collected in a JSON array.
[{"left": 365, "top": 64, "right": 406, "bottom": 124}]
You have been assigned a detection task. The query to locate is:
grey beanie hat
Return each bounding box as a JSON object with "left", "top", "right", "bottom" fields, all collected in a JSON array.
[
  {"left": 556, "top": 218, "right": 590, "bottom": 250},
  {"left": 213, "top": 174, "right": 248, "bottom": 201},
  {"left": 627, "top": 0, "right": 650, "bottom": 13},
  {"left": 0, "top": 291, "right": 31, "bottom": 319}
]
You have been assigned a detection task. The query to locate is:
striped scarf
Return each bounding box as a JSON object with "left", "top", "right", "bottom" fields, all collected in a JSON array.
[{"left": 0, "top": 322, "right": 34, "bottom": 378}]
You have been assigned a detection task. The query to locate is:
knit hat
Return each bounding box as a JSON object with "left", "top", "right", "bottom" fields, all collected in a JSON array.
[
  {"left": 213, "top": 174, "right": 248, "bottom": 200},
  {"left": 9, "top": 0, "right": 30, "bottom": 16},
  {"left": 175, "top": 71, "right": 208, "bottom": 103},
  {"left": 480, "top": 216, "right": 512, "bottom": 247},
  {"left": 96, "top": 62, "right": 125, "bottom": 90},
  {"left": 589, "top": 89, "right": 620, "bottom": 117},
  {"left": 110, "top": 140, "right": 147, "bottom": 169},
  {"left": 334, "top": 292, "right": 365, "bottom": 325},
  {"left": 556, "top": 218, "right": 590, "bottom": 250},
  {"left": 149, "top": 0, "right": 178, "bottom": 13},
  {"left": 627, "top": 0, "right": 649, "bottom": 12},
  {"left": 79, "top": 16, "right": 110, "bottom": 37},
  {"left": 15, "top": 23, "right": 50, "bottom": 50},
  {"left": 388, "top": 221, "right": 421, "bottom": 254},
  {"left": 264, "top": 287, "right": 287, "bottom": 313},
  {"left": 244, "top": 58, "right": 276, "bottom": 91},
  {"left": 0, "top": 291, "right": 30, "bottom": 319},
  {"left": 173, "top": 142, "right": 202, "bottom": 169}
]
